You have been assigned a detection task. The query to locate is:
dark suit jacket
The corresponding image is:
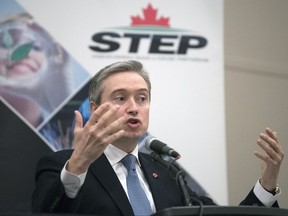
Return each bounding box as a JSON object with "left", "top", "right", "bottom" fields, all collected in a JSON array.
[{"left": 31, "top": 149, "right": 277, "bottom": 215}]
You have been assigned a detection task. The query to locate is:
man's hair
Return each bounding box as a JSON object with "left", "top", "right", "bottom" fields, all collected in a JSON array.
[{"left": 89, "top": 60, "right": 151, "bottom": 104}]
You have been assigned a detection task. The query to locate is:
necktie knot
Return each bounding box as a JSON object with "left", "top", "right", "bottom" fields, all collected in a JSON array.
[{"left": 121, "top": 154, "right": 137, "bottom": 171}]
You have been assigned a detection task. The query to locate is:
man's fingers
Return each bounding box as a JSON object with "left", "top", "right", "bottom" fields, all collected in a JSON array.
[
  {"left": 259, "top": 131, "right": 281, "bottom": 154},
  {"left": 94, "top": 105, "right": 121, "bottom": 130},
  {"left": 84, "top": 104, "right": 125, "bottom": 144},
  {"left": 86, "top": 103, "right": 111, "bottom": 127},
  {"left": 106, "top": 129, "right": 126, "bottom": 144},
  {"left": 94, "top": 115, "right": 126, "bottom": 144},
  {"left": 256, "top": 130, "right": 284, "bottom": 164},
  {"left": 74, "top": 110, "right": 83, "bottom": 130},
  {"left": 265, "top": 127, "right": 278, "bottom": 143},
  {"left": 106, "top": 116, "right": 126, "bottom": 136},
  {"left": 254, "top": 151, "right": 274, "bottom": 164},
  {"left": 257, "top": 139, "right": 279, "bottom": 162}
]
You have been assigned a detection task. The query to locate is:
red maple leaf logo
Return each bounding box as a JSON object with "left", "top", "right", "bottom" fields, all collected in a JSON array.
[{"left": 131, "top": 3, "right": 170, "bottom": 27}]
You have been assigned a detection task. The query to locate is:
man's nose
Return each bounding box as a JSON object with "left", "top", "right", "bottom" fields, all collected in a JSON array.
[{"left": 126, "top": 98, "right": 139, "bottom": 115}]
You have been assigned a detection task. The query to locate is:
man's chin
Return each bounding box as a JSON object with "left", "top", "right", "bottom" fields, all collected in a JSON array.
[{"left": 123, "top": 131, "right": 145, "bottom": 140}]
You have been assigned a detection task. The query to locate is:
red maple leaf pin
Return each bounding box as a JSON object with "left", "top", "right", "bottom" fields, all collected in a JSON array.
[{"left": 131, "top": 3, "right": 170, "bottom": 27}]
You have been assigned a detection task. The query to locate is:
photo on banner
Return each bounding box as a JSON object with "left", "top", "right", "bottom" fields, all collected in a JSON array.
[{"left": 0, "top": 0, "right": 91, "bottom": 151}]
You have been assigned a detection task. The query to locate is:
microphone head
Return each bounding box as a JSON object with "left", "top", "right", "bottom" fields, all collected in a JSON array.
[
  {"left": 145, "top": 136, "right": 167, "bottom": 153},
  {"left": 144, "top": 136, "right": 157, "bottom": 151},
  {"left": 144, "top": 136, "right": 181, "bottom": 159}
]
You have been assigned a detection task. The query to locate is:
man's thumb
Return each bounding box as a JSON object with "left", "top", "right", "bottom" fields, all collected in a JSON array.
[{"left": 74, "top": 110, "right": 83, "bottom": 130}]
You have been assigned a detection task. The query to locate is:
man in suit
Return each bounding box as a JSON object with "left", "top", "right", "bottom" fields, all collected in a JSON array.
[
  {"left": 74, "top": 97, "right": 209, "bottom": 196},
  {"left": 32, "top": 60, "right": 284, "bottom": 215}
]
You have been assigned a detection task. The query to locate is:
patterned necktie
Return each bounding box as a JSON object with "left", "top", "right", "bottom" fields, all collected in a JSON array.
[{"left": 121, "top": 154, "right": 153, "bottom": 216}]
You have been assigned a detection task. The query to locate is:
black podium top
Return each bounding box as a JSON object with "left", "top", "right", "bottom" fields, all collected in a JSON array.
[
  {"left": 2, "top": 206, "right": 288, "bottom": 216},
  {"left": 153, "top": 206, "right": 288, "bottom": 216}
]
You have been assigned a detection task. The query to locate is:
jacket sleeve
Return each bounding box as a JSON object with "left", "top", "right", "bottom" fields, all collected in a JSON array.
[
  {"left": 31, "top": 150, "right": 82, "bottom": 213},
  {"left": 239, "top": 188, "right": 279, "bottom": 207}
]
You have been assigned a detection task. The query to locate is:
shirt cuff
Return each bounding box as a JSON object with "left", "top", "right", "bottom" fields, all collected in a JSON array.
[
  {"left": 60, "top": 160, "right": 87, "bottom": 198},
  {"left": 253, "top": 179, "right": 280, "bottom": 207}
]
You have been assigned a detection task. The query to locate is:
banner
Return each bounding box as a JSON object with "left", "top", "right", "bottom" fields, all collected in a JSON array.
[{"left": 0, "top": 0, "right": 226, "bottom": 204}]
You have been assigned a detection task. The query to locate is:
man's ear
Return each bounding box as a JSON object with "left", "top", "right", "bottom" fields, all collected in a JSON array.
[{"left": 89, "top": 101, "right": 98, "bottom": 113}]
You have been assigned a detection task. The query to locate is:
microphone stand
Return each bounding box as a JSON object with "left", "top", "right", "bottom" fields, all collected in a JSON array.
[{"left": 150, "top": 152, "right": 192, "bottom": 206}]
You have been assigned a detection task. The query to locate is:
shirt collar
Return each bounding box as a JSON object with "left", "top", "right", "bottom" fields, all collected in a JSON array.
[{"left": 104, "top": 144, "right": 140, "bottom": 167}]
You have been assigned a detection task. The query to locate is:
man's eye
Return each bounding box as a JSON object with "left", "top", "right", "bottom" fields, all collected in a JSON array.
[
  {"left": 115, "top": 96, "right": 125, "bottom": 101},
  {"left": 138, "top": 95, "right": 148, "bottom": 103}
]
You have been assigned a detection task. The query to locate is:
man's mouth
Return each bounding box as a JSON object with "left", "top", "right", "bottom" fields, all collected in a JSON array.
[
  {"left": 127, "top": 118, "right": 139, "bottom": 124},
  {"left": 126, "top": 118, "right": 141, "bottom": 127}
]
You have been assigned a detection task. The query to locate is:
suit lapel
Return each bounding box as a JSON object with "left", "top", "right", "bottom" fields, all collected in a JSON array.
[
  {"left": 139, "top": 153, "right": 172, "bottom": 211},
  {"left": 139, "top": 153, "right": 184, "bottom": 212},
  {"left": 89, "top": 154, "right": 134, "bottom": 216}
]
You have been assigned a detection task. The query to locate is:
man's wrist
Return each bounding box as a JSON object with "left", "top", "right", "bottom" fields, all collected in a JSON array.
[
  {"left": 61, "top": 160, "right": 87, "bottom": 198},
  {"left": 254, "top": 179, "right": 279, "bottom": 207},
  {"left": 67, "top": 156, "right": 90, "bottom": 175},
  {"left": 259, "top": 178, "right": 280, "bottom": 196}
]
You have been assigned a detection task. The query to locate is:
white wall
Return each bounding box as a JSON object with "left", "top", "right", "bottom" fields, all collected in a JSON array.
[{"left": 225, "top": 0, "right": 288, "bottom": 207}]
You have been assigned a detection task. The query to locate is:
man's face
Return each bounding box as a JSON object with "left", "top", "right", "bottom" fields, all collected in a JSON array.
[{"left": 100, "top": 71, "right": 150, "bottom": 140}]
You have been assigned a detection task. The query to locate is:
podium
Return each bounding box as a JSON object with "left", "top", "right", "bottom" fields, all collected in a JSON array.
[{"left": 153, "top": 206, "right": 288, "bottom": 216}]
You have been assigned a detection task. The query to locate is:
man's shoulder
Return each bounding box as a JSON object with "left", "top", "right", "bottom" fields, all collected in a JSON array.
[
  {"left": 38, "top": 149, "right": 74, "bottom": 167},
  {"left": 54, "top": 149, "right": 74, "bottom": 156},
  {"left": 138, "top": 151, "right": 152, "bottom": 161},
  {"left": 48, "top": 149, "right": 73, "bottom": 158}
]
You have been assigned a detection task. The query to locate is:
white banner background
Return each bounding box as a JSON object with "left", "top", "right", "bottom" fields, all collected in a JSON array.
[{"left": 17, "top": 0, "right": 226, "bottom": 205}]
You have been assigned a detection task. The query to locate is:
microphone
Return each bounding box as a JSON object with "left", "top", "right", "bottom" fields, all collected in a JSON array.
[{"left": 145, "top": 137, "right": 181, "bottom": 159}]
